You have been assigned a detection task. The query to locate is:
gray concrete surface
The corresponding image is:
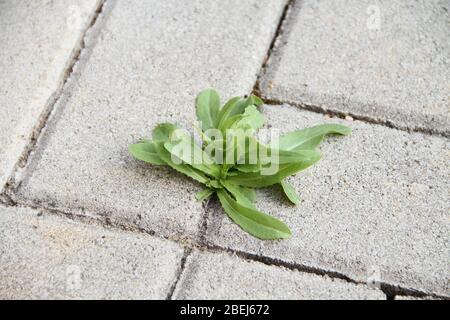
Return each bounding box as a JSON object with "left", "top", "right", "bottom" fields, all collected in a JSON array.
[
  {"left": 12, "top": 0, "right": 287, "bottom": 240},
  {"left": 395, "top": 295, "right": 440, "bottom": 300},
  {"left": 173, "top": 251, "right": 385, "bottom": 300},
  {"left": 0, "top": 0, "right": 101, "bottom": 190},
  {"left": 206, "top": 104, "right": 450, "bottom": 297},
  {"left": 0, "top": 205, "right": 184, "bottom": 299},
  {"left": 261, "top": 0, "right": 450, "bottom": 135},
  {"left": 1, "top": 0, "right": 448, "bottom": 300}
]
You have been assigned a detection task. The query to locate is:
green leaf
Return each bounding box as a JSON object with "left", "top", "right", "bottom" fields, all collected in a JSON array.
[
  {"left": 274, "top": 149, "right": 322, "bottom": 164},
  {"left": 164, "top": 137, "right": 221, "bottom": 178},
  {"left": 233, "top": 105, "right": 264, "bottom": 131},
  {"left": 228, "top": 135, "right": 261, "bottom": 167},
  {"left": 154, "top": 143, "right": 209, "bottom": 185},
  {"left": 221, "top": 180, "right": 256, "bottom": 209},
  {"left": 219, "top": 114, "right": 242, "bottom": 131},
  {"left": 217, "top": 97, "right": 245, "bottom": 130},
  {"left": 280, "top": 180, "right": 300, "bottom": 205},
  {"left": 196, "top": 89, "right": 220, "bottom": 131},
  {"left": 129, "top": 142, "right": 165, "bottom": 165},
  {"left": 227, "top": 152, "right": 321, "bottom": 188},
  {"left": 247, "top": 94, "right": 264, "bottom": 107},
  {"left": 235, "top": 163, "right": 260, "bottom": 173},
  {"left": 239, "top": 186, "right": 257, "bottom": 203},
  {"left": 217, "top": 189, "right": 291, "bottom": 240},
  {"left": 275, "top": 124, "right": 352, "bottom": 151},
  {"left": 217, "top": 94, "right": 262, "bottom": 131},
  {"left": 195, "top": 188, "right": 215, "bottom": 201},
  {"left": 152, "top": 123, "right": 178, "bottom": 142},
  {"left": 232, "top": 147, "right": 318, "bottom": 176}
]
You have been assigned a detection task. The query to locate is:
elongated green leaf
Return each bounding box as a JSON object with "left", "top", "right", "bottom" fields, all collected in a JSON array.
[
  {"left": 129, "top": 142, "right": 165, "bottom": 165},
  {"left": 152, "top": 123, "right": 178, "bottom": 142},
  {"left": 195, "top": 188, "right": 215, "bottom": 201},
  {"left": 219, "top": 114, "right": 242, "bottom": 131},
  {"left": 233, "top": 105, "right": 264, "bottom": 131},
  {"left": 239, "top": 186, "right": 257, "bottom": 202},
  {"left": 217, "top": 94, "right": 262, "bottom": 130},
  {"left": 275, "top": 124, "right": 352, "bottom": 151},
  {"left": 217, "top": 189, "right": 291, "bottom": 240},
  {"left": 247, "top": 94, "right": 264, "bottom": 107},
  {"left": 196, "top": 89, "right": 220, "bottom": 131},
  {"left": 228, "top": 135, "right": 260, "bottom": 167},
  {"left": 224, "top": 170, "right": 239, "bottom": 176},
  {"left": 274, "top": 149, "right": 322, "bottom": 164},
  {"left": 221, "top": 180, "right": 256, "bottom": 209},
  {"left": 280, "top": 180, "right": 300, "bottom": 205},
  {"left": 217, "top": 97, "right": 245, "bottom": 130},
  {"left": 235, "top": 163, "right": 260, "bottom": 173},
  {"left": 227, "top": 152, "right": 321, "bottom": 187},
  {"left": 234, "top": 145, "right": 319, "bottom": 172},
  {"left": 154, "top": 143, "right": 209, "bottom": 185},
  {"left": 164, "top": 138, "right": 220, "bottom": 178}
]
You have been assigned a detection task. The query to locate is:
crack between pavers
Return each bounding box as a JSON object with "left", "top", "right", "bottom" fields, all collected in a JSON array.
[
  {"left": 252, "top": 0, "right": 295, "bottom": 97},
  {"left": 198, "top": 194, "right": 215, "bottom": 246},
  {"left": 203, "top": 243, "right": 449, "bottom": 300},
  {"left": 165, "top": 248, "right": 192, "bottom": 300},
  {"left": 0, "top": 192, "right": 16, "bottom": 207},
  {"left": 262, "top": 97, "right": 450, "bottom": 139},
  {"left": 1, "top": 0, "right": 109, "bottom": 197}
]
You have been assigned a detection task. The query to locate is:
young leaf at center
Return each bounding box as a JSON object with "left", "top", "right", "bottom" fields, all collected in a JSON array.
[{"left": 196, "top": 89, "right": 220, "bottom": 131}]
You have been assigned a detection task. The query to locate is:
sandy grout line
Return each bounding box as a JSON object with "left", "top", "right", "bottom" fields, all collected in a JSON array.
[
  {"left": 165, "top": 248, "right": 193, "bottom": 300},
  {"left": 262, "top": 97, "right": 450, "bottom": 139},
  {"left": 252, "top": 0, "right": 295, "bottom": 97}
]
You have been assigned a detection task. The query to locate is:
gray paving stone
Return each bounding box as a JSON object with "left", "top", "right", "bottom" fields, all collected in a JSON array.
[
  {"left": 0, "top": 0, "right": 101, "bottom": 190},
  {"left": 173, "top": 250, "right": 385, "bottom": 300},
  {"left": 13, "top": 0, "right": 287, "bottom": 239},
  {"left": 261, "top": 0, "right": 450, "bottom": 135},
  {"left": 206, "top": 104, "right": 450, "bottom": 297},
  {"left": 395, "top": 296, "right": 440, "bottom": 300},
  {"left": 0, "top": 205, "right": 184, "bottom": 299}
]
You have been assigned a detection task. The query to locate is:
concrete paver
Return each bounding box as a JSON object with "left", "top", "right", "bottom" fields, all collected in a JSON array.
[
  {"left": 173, "top": 250, "right": 385, "bottom": 300},
  {"left": 0, "top": 205, "right": 185, "bottom": 299},
  {"left": 0, "top": 0, "right": 101, "bottom": 190},
  {"left": 261, "top": 0, "right": 450, "bottom": 134},
  {"left": 395, "top": 295, "right": 440, "bottom": 300}
]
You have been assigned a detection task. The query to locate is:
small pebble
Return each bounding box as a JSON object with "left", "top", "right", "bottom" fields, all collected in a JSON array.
[{"left": 345, "top": 115, "right": 354, "bottom": 121}]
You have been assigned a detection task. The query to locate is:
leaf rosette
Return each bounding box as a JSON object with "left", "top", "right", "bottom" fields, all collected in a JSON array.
[{"left": 130, "top": 89, "right": 351, "bottom": 240}]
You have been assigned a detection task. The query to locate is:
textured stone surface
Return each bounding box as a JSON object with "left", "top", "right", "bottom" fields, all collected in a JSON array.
[
  {"left": 173, "top": 251, "right": 385, "bottom": 300},
  {"left": 0, "top": 0, "right": 101, "bottom": 190},
  {"left": 395, "top": 295, "right": 440, "bottom": 300},
  {"left": 261, "top": 0, "right": 450, "bottom": 134},
  {"left": 206, "top": 104, "right": 450, "bottom": 297},
  {"left": 0, "top": 205, "right": 184, "bottom": 299},
  {"left": 13, "top": 0, "right": 287, "bottom": 239}
]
